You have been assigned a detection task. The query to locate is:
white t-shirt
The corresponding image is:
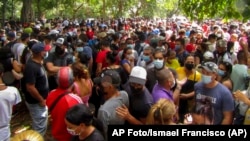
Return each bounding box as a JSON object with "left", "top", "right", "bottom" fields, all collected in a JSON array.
[
  {"left": 12, "top": 42, "right": 25, "bottom": 64},
  {"left": 0, "top": 86, "right": 22, "bottom": 141}
]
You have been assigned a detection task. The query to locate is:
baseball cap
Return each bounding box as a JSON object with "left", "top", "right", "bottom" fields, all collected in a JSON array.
[
  {"left": 107, "top": 29, "right": 115, "bottom": 34},
  {"left": 55, "top": 37, "right": 68, "bottom": 46},
  {"left": 55, "top": 38, "right": 65, "bottom": 45},
  {"left": 7, "top": 31, "right": 15, "bottom": 38},
  {"left": 216, "top": 39, "right": 227, "bottom": 48},
  {"left": 31, "top": 42, "right": 50, "bottom": 53},
  {"left": 203, "top": 51, "right": 214, "bottom": 60},
  {"left": 129, "top": 66, "right": 147, "bottom": 85},
  {"left": 93, "top": 70, "right": 121, "bottom": 87},
  {"left": 198, "top": 61, "right": 218, "bottom": 73}
]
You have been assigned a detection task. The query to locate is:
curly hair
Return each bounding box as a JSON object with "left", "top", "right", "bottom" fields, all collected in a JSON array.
[{"left": 71, "top": 62, "right": 90, "bottom": 80}]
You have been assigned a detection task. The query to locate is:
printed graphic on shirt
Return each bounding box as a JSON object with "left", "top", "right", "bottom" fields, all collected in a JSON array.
[{"left": 195, "top": 93, "right": 215, "bottom": 125}]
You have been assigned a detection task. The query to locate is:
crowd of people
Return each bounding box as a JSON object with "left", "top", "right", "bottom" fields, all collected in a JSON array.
[{"left": 0, "top": 17, "right": 250, "bottom": 141}]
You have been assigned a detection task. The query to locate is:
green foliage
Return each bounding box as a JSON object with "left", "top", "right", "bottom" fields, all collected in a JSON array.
[
  {"left": 179, "top": 0, "right": 242, "bottom": 21},
  {"left": 0, "top": 0, "right": 249, "bottom": 22}
]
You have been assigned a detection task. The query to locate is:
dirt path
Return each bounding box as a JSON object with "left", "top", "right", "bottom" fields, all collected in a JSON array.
[{"left": 10, "top": 101, "right": 54, "bottom": 141}]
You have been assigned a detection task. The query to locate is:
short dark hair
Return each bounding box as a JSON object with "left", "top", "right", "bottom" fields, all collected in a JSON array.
[
  {"left": 175, "top": 38, "right": 185, "bottom": 46},
  {"left": 100, "top": 40, "right": 110, "bottom": 47},
  {"left": 155, "top": 68, "right": 172, "bottom": 86},
  {"left": 0, "top": 63, "right": 4, "bottom": 74}
]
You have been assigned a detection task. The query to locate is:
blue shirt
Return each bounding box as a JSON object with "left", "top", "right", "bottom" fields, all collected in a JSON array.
[{"left": 194, "top": 82, "right": 234, "bottom": 125}]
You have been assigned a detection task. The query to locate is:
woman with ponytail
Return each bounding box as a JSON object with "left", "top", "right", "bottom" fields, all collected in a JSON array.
[
  {"left": 146, "top": 98, "right": 177, "bottom": 125},
  {"left": 65, "top": 104, "right": 105, "bottom": 141}
]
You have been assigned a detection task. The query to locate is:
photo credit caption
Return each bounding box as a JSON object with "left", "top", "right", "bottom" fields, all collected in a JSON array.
[{"left": 108, "top": 125, "right": 248, "bottom": 140}]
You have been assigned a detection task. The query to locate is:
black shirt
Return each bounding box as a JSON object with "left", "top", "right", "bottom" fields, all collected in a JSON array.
[
  {"left": 71, "top": 129, "right": 105, "bottom": 141},
  {"left": 23, "top": 59, "right": 49, "bottom": 104}
]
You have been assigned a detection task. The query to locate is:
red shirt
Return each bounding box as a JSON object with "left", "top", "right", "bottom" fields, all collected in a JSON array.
[
  {"left": 86, "top": 30, "right": 94, "bottom": 39},
  {"left": 96, "top": 49, "right": 110, "bottom": 69},
  {"left": 185, "top": 43, "right": 196, "bottom": 53},
  {"left": 46, "top": 88, "right": 83, "bottom": 141}
]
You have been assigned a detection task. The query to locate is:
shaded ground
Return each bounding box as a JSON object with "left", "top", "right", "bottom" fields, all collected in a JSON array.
[{"left": 10, "top": 100, "right": 54, "bottom": 141}]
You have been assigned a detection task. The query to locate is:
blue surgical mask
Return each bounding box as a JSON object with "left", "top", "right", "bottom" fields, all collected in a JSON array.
[
  {"left": 202, "top": 74, "right": 212, "bottom": 84},
  {"left": 142, "top": 55, "right": 151, "bottom": 63},
  {"left": 175, "top": 45, "right": 181, "bottom": 51},
  {"left": 217, "top": 69, "right": 225, "bottom": 76},
  {"left": 76, "top": 47, "right": 83, "bottom": 52},
  {"left": 127, "top": 44, "right": 134, "bottom": 49},
  {"left": 153, "top": 59, "right": 164, "bottom": 69}
]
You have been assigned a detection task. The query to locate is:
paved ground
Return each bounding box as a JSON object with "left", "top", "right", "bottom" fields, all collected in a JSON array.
[{"left": 10, "top": 100, "right": 54, "bottom": 141}]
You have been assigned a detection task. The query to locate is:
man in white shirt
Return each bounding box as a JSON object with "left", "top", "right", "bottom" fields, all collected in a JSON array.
[{"left": 0, "top": 64, "right": 22, "bottom": 141}]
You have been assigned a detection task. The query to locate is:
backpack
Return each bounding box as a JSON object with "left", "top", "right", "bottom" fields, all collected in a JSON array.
[
  {"left": 20, "top": 46, "right": 32, "bottom": 65},
  {"left": 4, "top": 40, "right": 17, "bottom": 51},
  {"left": 134, "top": 42, "right": 146, "bottom": 56}
]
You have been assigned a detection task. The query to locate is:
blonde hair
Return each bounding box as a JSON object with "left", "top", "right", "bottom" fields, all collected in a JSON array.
[
  {"left": 146, "top": 99, "right": 176, "bottom": 125},
  {"left": 10, "top": 130, "right": 44, "bottom": 141}
]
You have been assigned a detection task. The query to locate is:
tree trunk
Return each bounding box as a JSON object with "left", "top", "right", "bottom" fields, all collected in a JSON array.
[
  {"left": 2, "top": 0, "right": 7, "bottom": 28},
  {"left": 21, "top": 0, "right": 34, "bottom": 23},
  {"left": 37, "top": 0, "right": 42, "bottom": 19},
  {"left": 117, "top": 0, "right": 123, "bottom": 18},
  {"left": 102, "top": 0, "right": 106, "bottom": 19}
]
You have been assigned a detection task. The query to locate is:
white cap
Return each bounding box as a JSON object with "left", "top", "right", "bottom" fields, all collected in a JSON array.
[
  {"left": 55, "top": 38, "right": 64, "bottom": 45},
  {"left": 203, "top": 51, "right": 214, "bottom": 60},
  {"left": 48, "top": 29, "right": 59, "bottom": 35},
  {"left": 129, "top": 66, "right": 147, "bottom": 85},
  {"left": 107, "top": 29, "right": 115, "bottom": 34}
]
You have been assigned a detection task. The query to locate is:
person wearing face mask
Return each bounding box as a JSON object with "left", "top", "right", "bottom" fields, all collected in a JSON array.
[
  {"left": 194, "top": 61, "right": 234, "bottom": 125},
  {"left": 74, "top": 39, "right": 93, "bottom": 73},
  {"left": 152, "top": 67, "right": 179, "bottom": 104},
  {"left": 137, "top": 46, "right": 155, "bottom": 70},
  {"left": 217, "top": 61, "right": 233, "bottom": 92},
  {"left": 46, "top": 67, "right": 83, "bottom": 141},
  {"left": 116, "top": 66, "right": 153, "bottom": 125},
  {"left": 23, "top": 42, "right": 50, "bottom": 136},
  {"left": 65, "top": 104, "right": 105, "bottom": 141},
  {"left": 175, "top": 38, "right": 189, "bottom": 67},
  {"left": 176, "top": 55, "right": 201, "bottom": 122},
  {"left": 45, "top": 37, "right": 74, "bottom": 91},
  {"left": 93, "top": 70, "right": 129, "bottom": 137}
]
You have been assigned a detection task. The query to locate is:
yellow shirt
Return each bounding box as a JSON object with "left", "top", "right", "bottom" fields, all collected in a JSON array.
[
  {"left": 175, "top": 67, "right": 201, "bottom": 82},
  {"left": 165, "top": 59, "right": 180, "bottom": 70}
]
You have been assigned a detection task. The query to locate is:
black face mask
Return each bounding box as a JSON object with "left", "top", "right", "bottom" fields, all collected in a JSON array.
[
  {"left": 185, "top": 63, "right": 194, "bottom": 70},
  {"left": 55, "top": 46, "right": 65, "bottom": 55},
  {"left": 130, "top": 85, "right": 143, "bottom": 94},
  {"left": 98, "top": 85, "right": 108, "bottom": 95}
]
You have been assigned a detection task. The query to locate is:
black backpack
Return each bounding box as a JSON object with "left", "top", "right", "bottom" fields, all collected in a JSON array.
[
  {"left": 1, "top": 39, "right": 17, "bottom": 55},
  {"left": 20, "top": 46, "right": 32, "bottom": 65}
]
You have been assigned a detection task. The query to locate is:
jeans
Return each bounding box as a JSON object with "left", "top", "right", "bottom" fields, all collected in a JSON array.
[{"left": 25, "top": 102, "right": 48, "bottom": 135}]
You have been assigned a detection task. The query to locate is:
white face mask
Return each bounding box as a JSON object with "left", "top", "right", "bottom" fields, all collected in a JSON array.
[
  {"left": 67, "top": 127, "right": 79, "bottom": 136},
  {"left": 171, "top": 79, "right": 176, "bottom": 89},
  {"left": 43, "top": 51, "right": 49, "bottom": 59}
]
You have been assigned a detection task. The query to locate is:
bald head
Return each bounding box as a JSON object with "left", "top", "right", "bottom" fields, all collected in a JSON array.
[{"left": 155, "top": 68, "right": 173, "bottom": 85}]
